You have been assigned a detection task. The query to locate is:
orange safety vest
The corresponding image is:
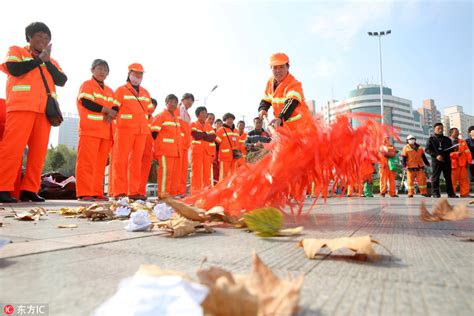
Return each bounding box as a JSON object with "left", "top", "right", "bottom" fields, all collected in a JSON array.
[
  {"left": 401, "top": 144, "right": 426, "bottom": 169},
  {"left": 77, "top": 78, "right": 115, "bottom": 140},
  {"left": 238, "top": 131, "right": 247, "bottom": 155},
  {"left": 1, "top": 45, "right": 63, "bottom": 113},
  {"left": 151, "top": 110, "right": 181, "bottom": 157},
  {"left": 114, "top": 82, "right": 152, "bottom": 135},
  {"left": 190, "top": 121, "right": 215, "bottom": 156},
  {"left": 450, "top": 138, "right": 472, "bottom": 168},
  {"left": 262, "top": 73, "right": 309, "bottom": 124},
  {"left": 215, "top": 126, "right": 239, "bottom": 161}
]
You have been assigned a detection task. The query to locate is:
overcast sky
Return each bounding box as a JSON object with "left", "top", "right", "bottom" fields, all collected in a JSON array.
[{"left": 1, "top": 0, "right": 472, "bottom": 144}]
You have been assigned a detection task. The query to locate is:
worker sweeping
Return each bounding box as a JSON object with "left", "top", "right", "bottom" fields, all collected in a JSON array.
[
  {"left": 449, "top": 128, "right": 472, "bottom": 197},
  {"left": 401, "top": 135, "right": 430, "bottom": 197},
  {"left": 112, "top": 63, "right": 152, "bottom": 200},
  {"left": 75, "top": 59, "right": 116, "bottom": 201}
]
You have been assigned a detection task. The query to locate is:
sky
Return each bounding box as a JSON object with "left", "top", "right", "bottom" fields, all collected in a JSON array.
[{"left": 0, "top": 0, "right": 472, "bottom": 145}]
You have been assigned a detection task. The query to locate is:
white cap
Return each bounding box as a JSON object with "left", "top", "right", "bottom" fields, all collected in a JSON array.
[{"left": 406, "top": 135, "right": 416, "bottom": 140}]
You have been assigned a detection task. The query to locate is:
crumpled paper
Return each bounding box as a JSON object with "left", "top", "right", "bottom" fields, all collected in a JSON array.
[
  {"left": 115, "top": 206, "right": 132, "bottom": 218},
  {"left": 118, "top": 197, "right": 130, "bottom": 207},
  {"left": 153, "top": 203, "right": 174, "bottom": 221},
  {"left": 93, "top": 275, "right": 208, "bottom": 316},
  {"left": 125, "top": 211, "right": 152, "bottom": 232}
]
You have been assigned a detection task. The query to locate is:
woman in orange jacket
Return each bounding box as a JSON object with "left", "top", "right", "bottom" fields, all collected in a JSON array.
[
  {"left": 215, "top": 113, "right": 240, "bottom": 181},
  {"left": 112, "top": 63, "right": 152, "bottom": 200},
  {"left": 75, "top": 59, "right": 117, "bottom": 201},
  {"left": 449, "top": 128, "right": 472, "bottom": 197},
  {"left": 0, "top": 22, "right": 67, "bottom": 203},
  {"left": 151, "top": 94, "right": 181, "bottom": 197}
]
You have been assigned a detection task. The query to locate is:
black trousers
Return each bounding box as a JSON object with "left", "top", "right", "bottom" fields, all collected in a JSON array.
[
  {"left": 431, "top": 160, "right": 454, "bottom": 195},
  {"left": 469, "top": 164, "right": 474, "bottom": 182}
]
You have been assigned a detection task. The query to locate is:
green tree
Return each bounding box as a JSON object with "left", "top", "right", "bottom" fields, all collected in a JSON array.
[
  {"left": 50, "top": 150, "right": 66, "bottom": 171},
  {"left": 42, "top": 145, "right": 77, "bottom": 176}
]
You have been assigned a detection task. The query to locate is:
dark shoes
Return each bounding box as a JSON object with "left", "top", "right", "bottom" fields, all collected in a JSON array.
[
  {"left": 448, "top": 194, "right": 459, "bottom": 198},
  {"left": 433, "top": 193, "right": 441, "bottom": 198},
  {"left": 422, "top": 194, "right": 431, "bottom": 197},
  {"left": 20, "top": 190, "right": 45, "bottom": 202},
  {"left": 128, "top": 194, "right": 147, "bottom": 201},
  {"left": 0, "top": 191, "right": 17, "bottom": 203}
]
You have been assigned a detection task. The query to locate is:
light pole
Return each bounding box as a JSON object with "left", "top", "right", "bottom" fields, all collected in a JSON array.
[
  {"left": 204, "top": 85, "right": 218, "bottom": 106},
  {"left": 368, "top": 30, "right": 391, "bottom": 124}
]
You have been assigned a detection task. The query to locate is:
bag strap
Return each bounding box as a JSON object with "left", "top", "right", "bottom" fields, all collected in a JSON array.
[
  {"left": 223, "top": 127, "right": 234, "bottom": 148},
  {"left": 126, "top": 86, "right": 147, "bottom": 113},
  {"left": 38, "top": 65, "right": 52, "bottom": 96}
]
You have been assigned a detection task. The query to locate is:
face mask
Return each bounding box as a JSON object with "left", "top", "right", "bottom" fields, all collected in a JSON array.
[
  {"left": 129, "top": 74, "right": 142, "bottom": 86},
  {"left": 408, "top": 139, "right": 415, "bottom": 145}
]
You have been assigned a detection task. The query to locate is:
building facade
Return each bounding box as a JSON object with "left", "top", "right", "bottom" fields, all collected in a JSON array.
[
  {"left": 443, "top": 105, "right": 474, "bottom": 139},
  {"left": 417, "top": 99, "right": 441, "bottom": 135},
  {"left": 57, "top": 112, "right": 79, "bottom": 150},
  {"left": 321, "top": 84, "right": 428, "bottom": 151}
]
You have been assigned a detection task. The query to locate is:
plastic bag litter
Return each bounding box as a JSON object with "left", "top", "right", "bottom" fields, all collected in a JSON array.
[
  {"left": 153, "top": 203, "right": 174, "bottom": 221},
  {"left": 125, "top": 211, "right": 152, "bottom": 232},
  {"left": 118, "top": 197, "right": 130, "bottom": 207},
  {"left": 93, "top": 275, "right": 208, "bottom": 316},
  {"left": 115, "top": 206, "right": 131, "bottom": 218}
]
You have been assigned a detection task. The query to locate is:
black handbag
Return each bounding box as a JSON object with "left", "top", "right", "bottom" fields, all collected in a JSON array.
[{"left": 39, "top": 66, "right": 63, "bottom": 126}]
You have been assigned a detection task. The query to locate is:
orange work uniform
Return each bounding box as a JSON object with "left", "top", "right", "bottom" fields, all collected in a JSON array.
[
  {"left": 112, "top": 82, "right": 151, "bottom": 197},
  {"left": 107, "top": 120, "right": 116, "bottom": 197},
  {"left": 401, "top": 144, "right": 428, "bottom": 196},
  {"left": 0, "top": 45, "right": 65, "bottom": 193},
  {"left": 379, "top": 142, "right": 397, "bottom": 196},
  {"left": 178, "top": 117, "right": 191, "bottom": 195},
  {"left": 450, "top": 138, "right": 472, "bottom": 197},
  {"left": 235, "top": 131, "right": 247, "bottom": 168},
  {"left": 75, "top": 78, "right": 115, "bottom": 197},
  {"left": 151, "top": 110, "right": 181, "bottom": 196},
  {"left": 215, "top": 126, "right": 239, "bottom": 181},
  {"left": 261, "top": 73, "right": 312, "bottom": 129},
  {"left": 190, "top": 121, "right": 215, "bottom": 192},
  {"left": 139, "top": 105, "right": 157, "bottom": 196}
]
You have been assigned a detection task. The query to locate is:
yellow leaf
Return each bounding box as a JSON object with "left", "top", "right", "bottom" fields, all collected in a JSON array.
[
  {"left": 14, "top": 208, "right": 47, "bottom": 221},
  {"left": 298, "top": 235, "right": 389, "bottom": 261},
  {"left": 59, "top": 207, "right": 85, "bottom": 216},
  {"left": 162, "top": 197, "right": 209, "bottom": 222},
  {"left": 420, "top": 199, "right": 469, "bottom": 222}
]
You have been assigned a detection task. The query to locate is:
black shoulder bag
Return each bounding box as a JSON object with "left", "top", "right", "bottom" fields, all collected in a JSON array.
[
  {"left": 224, "top": 128, "right": 242, "bottom": 159},
  {"left": 39, "top": 66, "right": 63, "bottom": 126}
]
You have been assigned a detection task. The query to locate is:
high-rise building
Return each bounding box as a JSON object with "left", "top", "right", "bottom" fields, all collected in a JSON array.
[
  {"left": 443, "top": 105, "right": 474, "bottom": 139},
  {"left": 57, "top": 112, "right": 79, "bottom": 150},
  {"left": 306, "top": 99, "right": 316, "bottom": 116},
  {"left": 417, "top": 99, "right": 441, "bottom": 134},
  {"left": 321, "top": 84, "right": 428, "bottom": 151}
]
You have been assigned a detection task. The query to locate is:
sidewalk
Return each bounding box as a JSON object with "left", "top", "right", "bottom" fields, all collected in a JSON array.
[{"left": 0, "top": 197, "right": 473, "bottom": 316}]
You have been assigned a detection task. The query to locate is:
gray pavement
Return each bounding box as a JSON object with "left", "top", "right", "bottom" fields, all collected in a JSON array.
[{"left": 0, "top": 196, "right": 473, "bottom": 316}]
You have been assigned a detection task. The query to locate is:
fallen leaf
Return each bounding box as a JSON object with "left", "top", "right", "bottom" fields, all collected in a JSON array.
[
  {"left": 158, "top": 215, "right": 214, "bottom": 237},
  {"left": 298, "top": 235, "right": 390, "bottom": 261},
  {"left": 451, "top": 233, "right": 474, "bottom": 242},
  {"left": 59, "top": 207, "right": 85, "bottom": 216},
  {"left": 162, "top": 197, "right": 209, "bottom": 222},
  {"left": 276, "top": 226, "right": 304, "bottom": 236},
  {"left": 57, "top": 224, "right": 78, "bottom": 229},
  {"left": 420, "top": 199, "right": 469, "bottom": 221},
  {"left": 198, "top": 252, "right": 303, "bottom": 316},
  {"left": 469, "top": 200, "right": 474, "bottom": 205},
  {"left": 206, "top": 206, "right": 235, "bottom": 223},
  {"left": 14, "top": 208, "right": 47, "bottom": 221},
  {"left": 0, "top": 222, "right": 3, "bottom": 227}
]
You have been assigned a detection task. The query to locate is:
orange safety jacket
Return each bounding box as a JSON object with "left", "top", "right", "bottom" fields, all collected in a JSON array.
[
  {"left": 1, "top": 45, "right": 63, "bottom": 113},
  {"left": 262, "top": 73, "right": 309, "bottom": 123},
  {"left": 77, "top": 78, "right": 115, "bottom": 140},
  {"left": 379, "top": 143, "right": 396, "bottom": 167},
  {"left": 151, "top": 110, "right": 181, "bottom": 157},
  {"left": 114, "top": 82, "right": 152, "bottom": 135},
  {"left": 215, "top": 126, "right": 239, "bottom": 161},
  {"left": 450, "top": 138, "right": 472, "bottom": 168},
  {"left": 238, "top": 131, "right": 247, "bottom": 156},
  {"left": 180, "top": 118, "right": 191, "bottom": 151},
  {"left": 401, "top": 144, "right": 426, "bottom": 169},
  {"left": 190, "top": 121, "right": 215, "bottom": 156}
]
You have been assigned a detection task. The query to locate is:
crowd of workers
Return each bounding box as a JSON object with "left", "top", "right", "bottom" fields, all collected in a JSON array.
[{"left": 0, "top": 22, "right": 472, "bottom": 204}]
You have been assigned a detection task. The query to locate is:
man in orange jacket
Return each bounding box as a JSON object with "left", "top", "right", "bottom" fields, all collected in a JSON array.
[
  {"left": 235, "top": 120, "right": 247, "bottom": 168},
  {"left": 151, "top": 94, "right": 181, "bottom": 197},
  {"left": 190, "top": 106, "right": 216, "bottom": 192},
  {"left": 139, "top": 98, "right": 158, "bottom": 197},
  {"left": 401, "top": 135, "right": 430, "bottom": 197},
  {"left": 0, "top": 22, "right": 67, "bottom": 203},
  {"left": 215, "top": 113, "right": 240, "bottom": 181},
  {"left": 176, "top": 93, "right": 194, "bottom": 196},
  {"left": 258, "top": 52, "right": 312, "bottom": 130},
  {"left": 76, "top": 59, "right": 117, "bottom": 201},
  {"left": 379, "top": 136, "right": 398, "bottom": 197},
  {"left": 450, "top": 128, "right": 472, "bottom": 197},
  {"left": 112, "top": 63, "right": 151, "bottom": 200}
]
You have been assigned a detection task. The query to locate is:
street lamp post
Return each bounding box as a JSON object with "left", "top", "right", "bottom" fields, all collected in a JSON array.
[
  {"left": 204, "top": 85, "right": 218, "bottom": 106},
  {"left": 368, "top": 30, "right": 391, "bottom": 124}
]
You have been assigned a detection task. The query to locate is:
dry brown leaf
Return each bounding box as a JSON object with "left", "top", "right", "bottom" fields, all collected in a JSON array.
[
  {"left": 0, "top": 222, "right": 3, "bottom": 227},
  {"left": 469, "top": 200, "right": 474, "bottom": 205},
  {"left": 198, "top": 253, "right": 303, "bottom": 316},
  {"left": 451, "top": 233, "right": 474, "bottom": 241},
  {"left": 136, "top": 265, "right": 192, "bottom": 280},
  {"left": 59, "top": 207, "right": 85, "bottom": 216},
  {"left": 298, "top": 235, "right": 389, "bottom": 261},
  {"left": 276, "top": 226, "right": 304, "bottom": 236},
  {"left": 82, "top": 207, "right": 115, "bottom": 221},
  {"left": 162, "top": 197, "right": 209, "bottom": 222},
  {"left": 206, "top": 206, "right": 236, "bottom": 224},
  {"left": 14, "top": 208, "right": 47, "bottom": 221},
  {"left": 159, "top": 216, "right": 212, "bottom": 238},
  {"left": 57, "top": 224, "right": 78, "bottom": 229},
  {"left": 420, "top": 199, "right": 469, "bottom": 221}
]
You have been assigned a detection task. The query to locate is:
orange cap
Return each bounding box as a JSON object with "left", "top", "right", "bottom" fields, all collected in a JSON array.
[
  {"left": 269, "top": 52, "right": 289, "bottom": 66},
  {"left": 128, "top": 63, "right": 144, "bottom": 73}
]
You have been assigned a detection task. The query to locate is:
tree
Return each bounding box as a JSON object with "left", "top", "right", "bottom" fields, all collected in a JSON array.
[
  {"left": 43, "top": 145, "right": 77, "bottom": 176},
  {"left": 50, "top": 150, "right": 66, "bottom": 171}
]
